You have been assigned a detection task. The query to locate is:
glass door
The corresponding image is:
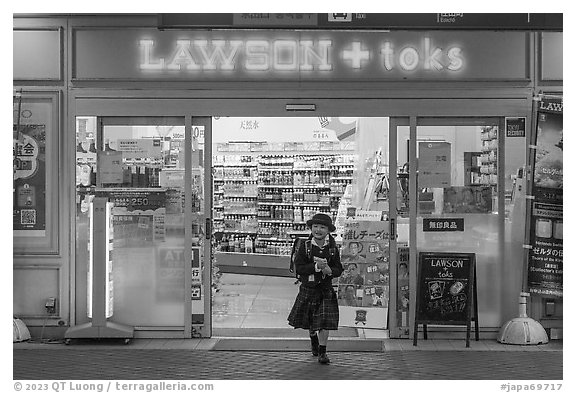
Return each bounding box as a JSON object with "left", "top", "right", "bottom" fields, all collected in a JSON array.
[
  {"left": 75, "top": 116, "right": 209, "bottom": 337},
  {"left": 414, "top": 117, "right": 505, "bottom": 332},
  {"left": 390, "top": 117, "right": 507, "bottom": 338}
]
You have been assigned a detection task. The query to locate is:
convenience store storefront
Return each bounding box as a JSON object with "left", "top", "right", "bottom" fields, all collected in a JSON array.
[{"left": 13, "top": 14, "right": 563, "bottom": 340}]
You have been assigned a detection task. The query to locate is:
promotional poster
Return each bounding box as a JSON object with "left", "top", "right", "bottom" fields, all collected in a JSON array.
[
  {"left": 396, "top": 247, "right": 410, "bottom": 328},
  {"left": 13, "top": 123, "right": 47, "bottom": 234},
  {"left": 528, "top": 96, "right": 563, "bottom": 297},
  {"left": 98, "top": 189, "right": 168, "bottom": 247},
  {"left": 337, "top": 218, "right": 390, "bottom": 328}
]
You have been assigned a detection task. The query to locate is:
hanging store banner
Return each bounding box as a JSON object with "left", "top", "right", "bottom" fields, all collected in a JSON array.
[
  {"left": 527, "top": 203, "right": 563, "bottom": 297},
  {"left": 73, "top": 29, "right": 529, "bottom": 81},
  {"left": 528, "top": 96, "right": 563, "bottom": 297},
  {"left": 532, "top": 98, "right": 563, "bottom": 204},
  {"left": 338, "top": 220, "right": 390, "bottom": 329}
]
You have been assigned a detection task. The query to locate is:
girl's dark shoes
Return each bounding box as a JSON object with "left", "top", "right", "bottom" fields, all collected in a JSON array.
[
  {"left": 318, "top": 353, "right": 330, "bottom": 364},
  {"left": 318, "top": 345, "right": 330, "bottom": 364},
  {"left": 310, "top": 333, "right": 319, "bottom": 356}
]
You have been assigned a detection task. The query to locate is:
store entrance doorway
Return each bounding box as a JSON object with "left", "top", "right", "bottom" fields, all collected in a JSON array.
[{"left": 210, "top": 117, "right": 400, "bottom": 340}]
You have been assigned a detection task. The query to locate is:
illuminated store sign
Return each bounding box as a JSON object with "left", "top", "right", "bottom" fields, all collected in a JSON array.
[
  {"left": 139, "top": 37, "right": 464, "bottom": 73},
  {"left": 72, "top": 29, "right": 528, "bottom": 80}
]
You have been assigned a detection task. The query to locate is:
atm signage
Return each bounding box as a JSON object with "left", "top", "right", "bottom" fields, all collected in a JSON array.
[{"left": 139, "top": 37, "right": 464, "bottom": 74}]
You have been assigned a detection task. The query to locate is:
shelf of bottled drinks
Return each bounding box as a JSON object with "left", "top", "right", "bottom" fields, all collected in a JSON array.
[{"left": 212, "top": 141, "right": 357, "bottom": 257}]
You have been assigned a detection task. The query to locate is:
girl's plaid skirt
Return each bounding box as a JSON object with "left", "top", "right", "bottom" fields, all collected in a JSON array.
[{"left": 288, "top": 285, "right": 339, "bottom": 331}]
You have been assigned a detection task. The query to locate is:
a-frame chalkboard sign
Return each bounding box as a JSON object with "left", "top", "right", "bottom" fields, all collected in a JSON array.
[{"left": 413, "top": 252, "right": 479, "bottom": 347}]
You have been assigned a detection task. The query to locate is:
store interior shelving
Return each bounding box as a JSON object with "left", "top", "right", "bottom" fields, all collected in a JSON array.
[
  {"left": 213, "top": 142, "right": 357, "bottom": 266},
  {"left": 479, "top": 125, "right": 498, "bottom": 186}
]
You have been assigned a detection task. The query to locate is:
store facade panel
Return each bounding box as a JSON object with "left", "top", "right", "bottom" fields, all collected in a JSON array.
[
  {"left": 540, "top": 32, "right": 562, "bottom": 82},
  {"left": 13, "top": 28, "right": 63, "bottom": 81},
  {"left": 13, "top": 14, "right": 562, "bottom": 340}
]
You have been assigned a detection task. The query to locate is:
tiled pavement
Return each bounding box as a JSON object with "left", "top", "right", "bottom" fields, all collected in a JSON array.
[{"left": 13, "top": 339, "right": 563, "bottom": 380}]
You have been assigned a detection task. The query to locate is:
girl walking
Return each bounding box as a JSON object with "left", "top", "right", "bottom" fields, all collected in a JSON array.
[{"left": 288, "top": 213, "right": 343, "bottom": 364}]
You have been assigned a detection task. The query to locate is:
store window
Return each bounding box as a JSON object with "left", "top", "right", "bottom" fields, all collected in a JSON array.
[{"left": 75, "top": 116, "right": 205, "bottom": 328}]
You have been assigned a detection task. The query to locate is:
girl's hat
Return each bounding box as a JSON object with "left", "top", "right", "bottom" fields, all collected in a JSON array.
[{"left": 306, "top": 213, "right": 336, "bottom": 232}]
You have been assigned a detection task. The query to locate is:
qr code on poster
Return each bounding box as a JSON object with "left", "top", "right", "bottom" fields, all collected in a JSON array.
[{"left": 21, "top": 209, "right": 36, "bottom": 225}]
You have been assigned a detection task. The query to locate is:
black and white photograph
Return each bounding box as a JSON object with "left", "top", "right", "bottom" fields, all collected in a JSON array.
[{"left": 9, "top": 4, "right": 565, "bottom": 391}]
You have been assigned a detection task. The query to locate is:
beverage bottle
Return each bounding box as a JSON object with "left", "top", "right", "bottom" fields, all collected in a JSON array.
[
  {"left": 234, "top": 236, "right": 241, "bottom": 253},
  {"left": 221, "top": 234, "right": 229, "bottom": 252},
  {"left": 245, "top": 236, "right": 253, "bottom": 253},
  {"left": 88, "top": 138, "right": 97, "bottom": 153},
  {"left": 152, "top": 168, "right": 160, "bottom": 187},
  {"left": 76, "top": 139, "right": 87, "bottom": 153},
  {"left": 131, "top": 166, "right": 139, "bottom": 187},
  {"left": 138, "top": 166, "right": 147, "bottom": 187},
  {"left": 89, "top": 164, "right": 97, "bottom": 186},
  {"left": 240, "top": 236, "right": 246, "bottom": 253},
  {"left": 123, "top": 165, "right": 131, "bottom": 185},
  {"left": 80, "top": 164, "right": 91, "bottom": 186},
  {"left": 75, "top": 164, "right": 82, "bottom": 186}
]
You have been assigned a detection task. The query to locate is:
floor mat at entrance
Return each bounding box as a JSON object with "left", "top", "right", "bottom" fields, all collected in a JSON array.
[
  {"left": 213, "top": 327, "right": 359, "bottom": 338},
  {"left": 212, "top": 338, "right": 383, "bottom": 352}
]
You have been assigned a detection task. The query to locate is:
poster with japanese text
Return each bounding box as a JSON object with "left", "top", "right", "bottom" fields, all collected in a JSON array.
[
  {"left": 95, "top": 189, "right": 167, "bottom": 247},
  {"left": 528, "top": 96, "right": 563, "bottom": 297},
  {"left": 533, "top": 98, "right": 563, "bottom": 204},
  {"left": 418, "top": 142, "right": 451, "bottom": 188},
  {"left": 337, "top": 217, "right": 389, "bottom": 329},
  {"left": 396, "top": 247, "right": 410, "bottom": 328},
  {"left": 13, "top": 123, "right": 46, "bottom": 234}
]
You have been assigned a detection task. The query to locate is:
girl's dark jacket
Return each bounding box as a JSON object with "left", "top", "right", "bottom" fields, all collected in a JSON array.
[{"left": 293, "top": 234, "right": 343, "bottom": 289}]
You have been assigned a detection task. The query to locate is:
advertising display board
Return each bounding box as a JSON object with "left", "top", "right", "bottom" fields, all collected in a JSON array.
[
  {"left": 527, "top": 96, "right": 563, "bottom": 297},
  {"left": 96, "top": 188, "right": 167, "bottom": 246},
  {"left": 396, "top": 247, "right": 410, "bottom": 327},
  {"left": 13, "top": 124, "right": 46, "bottom": 233},
  {"left": 414, "top": 252, "right": 478, "bottom": 347},
  {"left": 337, "top": 216, "right": 389, "bottom": 328}
]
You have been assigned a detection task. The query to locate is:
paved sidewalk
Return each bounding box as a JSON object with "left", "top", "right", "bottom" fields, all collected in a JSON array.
[{"left": 13, "top": 339, "right": 563, "bottom": 380}]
